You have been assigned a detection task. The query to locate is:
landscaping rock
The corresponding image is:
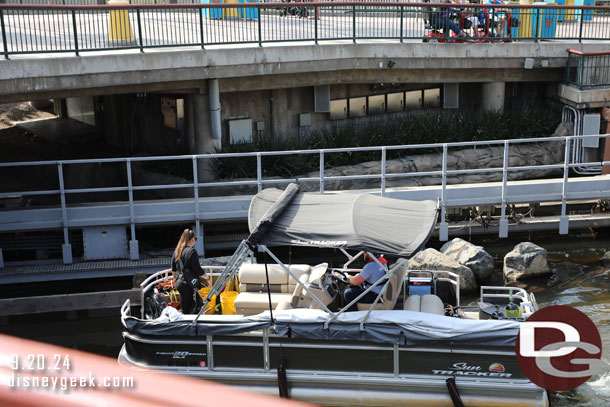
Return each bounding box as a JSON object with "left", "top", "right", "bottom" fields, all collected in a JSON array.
[
  {"left": 503, "top": 242, "right": 550, "bottom": 282},
  {"left": 408, "top": 248, "right": 477, "bottom": 293},
  {"left": 440, "top": 238, "right": 493, "bottom": 282}
]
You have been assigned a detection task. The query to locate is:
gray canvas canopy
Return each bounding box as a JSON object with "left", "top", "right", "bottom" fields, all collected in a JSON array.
[{"left": 247, "top": 184, "right": 437, "bottom": 258}]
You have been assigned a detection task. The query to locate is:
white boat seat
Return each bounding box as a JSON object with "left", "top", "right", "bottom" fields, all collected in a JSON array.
[
  {"left": 234, "top": 264, "right": 311, "bottom": 316},
  {"left": 404, "top": 294, "right": 445, "bottom": 316},
  {"left": 356, "top": 262, "right": 407, "bottom": 311}
]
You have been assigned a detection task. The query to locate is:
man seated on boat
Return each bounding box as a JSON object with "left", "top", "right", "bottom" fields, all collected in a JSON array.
[{"left": 343, "top": 253, "right": 388, "bottom": 311}]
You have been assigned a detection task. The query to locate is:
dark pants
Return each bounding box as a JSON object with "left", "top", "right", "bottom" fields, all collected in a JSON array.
[
  {"left": 176, "top": 278, "right": 203, "bottom": 314},
  {"left": 343, "top": 285, "right": 380, "bottom": 312},
  {"left": 432, "top": 16, "right": 462, "bottom": 36}
]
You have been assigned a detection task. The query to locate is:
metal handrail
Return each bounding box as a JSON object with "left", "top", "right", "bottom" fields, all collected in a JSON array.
[
  {"left": 1, "top": 2, "right": 610, "bottom": 59},
  {"left": 1, "top": 134, "right": 610, "bottom": 248}
]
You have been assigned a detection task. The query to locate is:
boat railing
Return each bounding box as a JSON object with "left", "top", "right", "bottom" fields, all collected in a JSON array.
[
  {"left": 138, "top": 265, "right": 226, "bottom": 319},
  {"left": 120, "top": 298, "right": 131, "bottom": 327},
  {"left": 480, "top": 286, "right": 536, "bottom": 317},
  {"left": 404, "top": 269, "right": 461, "bottom": 307}
]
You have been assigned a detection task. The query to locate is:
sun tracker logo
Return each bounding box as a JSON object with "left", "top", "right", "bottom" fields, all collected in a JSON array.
[
  {"left": 489, "top": 363, "right": 505, "bottom": 373},
  {"left": 516, "top": 305, "right": 609, "bottom": 391}
]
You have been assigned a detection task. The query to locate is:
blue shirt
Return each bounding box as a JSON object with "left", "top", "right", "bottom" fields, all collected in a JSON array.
[{"left": 360, "top": 261, "right": 386, "bottom": 294}]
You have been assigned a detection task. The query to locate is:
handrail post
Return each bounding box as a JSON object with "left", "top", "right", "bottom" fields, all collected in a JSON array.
[
  {"left": 126, "top": 160, "right": 139, "bottom": 260},
  {"left": 579, "top": 54, "right": 585, "bottom": 90},
  {"left": 578, "top": 6, "right": 584, "bottom": 43},
  {"left": 57, "top": 163, "right": 73, "bottom": 264},
  {"left": 0, "top": 9, "right": 9, "bottom": 60},
  {"left": 136, "top": 8, "right": 144, "bottom": 52},
  {"left": 439, "top": 144, "right": 448, "bottom": 241},
  {"left": 499, "top": 140, "right": 509, "bottom": 238},
  {"left": 559, "top": 137, "right": 570, "bottom": 234},
  {"left": 192, "top": 156, "right": 204, "bottom": 256},
  {"left": 319, "top": 151, "right": 325, "bottom": 193},
  {"left": 257, "top": 5, "right": 262, "bottom": 47},
  {"left": 399, "top": 5, "right": 404, "bottom": 43},
  {"left": 256, "top": 153, "right": 262, "bottom": 192},
  {"left": 314, "top": 6, "right": 318, "bottom": 45},
  {"left": 71, "top": 9, "right": 79, "bottom": 56},
  {"left": 199, "top": 4, "right": 205, "bottom": 49},
  {"left": 352, "top": 4, "right": 356, "bottom": 43},
  {"left": 381, "top": 147, "right": 386, "bottom": 196}
]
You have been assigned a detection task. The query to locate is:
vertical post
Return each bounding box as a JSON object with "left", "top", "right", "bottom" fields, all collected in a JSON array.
[
  {"left": 499, "top": 140, "right": 509, "bottom": 238},
  {"left": 560, "top": 137, "right": 570, "bottom": 234},
  {"left": 399, "top": 6, "right": 403, "bottom": 43},
  {"left": 439, "top": 144, "right": 448, "bottom": 241},
  {"left": 126, "top": 160, "right": 139, "bottom": 260},
  {"left": 136, "top": 8, "right": 144, "bottom": 52},
  {"left": 352, "top": 5, "right": 356, "bottom": 43},
  {"left": 71, "top": 9, "right": 79, "bottom": 56},
  {"left": 256, "top": 153, "right": 262, "bottom": 192},
  {"left": 381, "top": 147, "right": 386, "bottom": 197},
  {"left": 58, "top": 163, "right": 73, "bottom": 264},
  {"left": 579, "top": 54, "right": 585, "bottom": 90},
  {"left": 319, "top": 151, "right": 325, "bottom": 193},
  {"left": 192, "top": 156, "right": 204, "bottom": 256},
  {"left": 578, "top": 6, "right": 584, "bottom": 43},
  {"left": 314, "top": 6, "right": 318, "bottom": 44},
  {"left": 199, "top": 4, "right": 205, "bottom": 49},
  {"left": 0, "top": 249, "right": 4, "bottom": 269},
  {"left": 565, "top": 53, "right": 571, "bottom": 85},
  {"left": 257, "top": 5, "right": 262, "bottom": 47},
  {"left": 0, "top": 9, "right": 9, "bottom": 60},
  {"left": 534, "top": 7, "right": 540, "bottom": 43}
]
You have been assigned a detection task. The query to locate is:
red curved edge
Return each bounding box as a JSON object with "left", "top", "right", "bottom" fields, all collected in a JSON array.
[{"left": 0, "top": 333, "right": 312, "bottom": 407}]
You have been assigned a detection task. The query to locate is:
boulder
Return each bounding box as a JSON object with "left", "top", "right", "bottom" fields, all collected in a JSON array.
[
  {"left": 440, "top": 238, "right": 493, "bottom": 281},
  {"left": 408, "top": 248, "right": 477, "bottom": 293},
  {"left": 503, "top": 242, "right": 550, "bottom": 282}
]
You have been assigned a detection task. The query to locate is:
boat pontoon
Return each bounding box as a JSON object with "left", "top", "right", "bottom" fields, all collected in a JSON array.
[{"left": 119, "top": 184, "right": 547, "bottom": 407}]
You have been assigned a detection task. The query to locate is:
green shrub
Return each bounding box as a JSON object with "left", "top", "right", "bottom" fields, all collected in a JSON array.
[{"left": 212, "top": 106, "right": 560, "bottom": 180}]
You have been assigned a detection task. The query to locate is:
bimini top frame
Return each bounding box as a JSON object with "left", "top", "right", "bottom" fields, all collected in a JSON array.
[{"left": 193, "top": 184, "right": 438, "bottom": 325}]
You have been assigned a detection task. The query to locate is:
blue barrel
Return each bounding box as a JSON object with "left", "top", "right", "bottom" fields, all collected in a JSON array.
[
  {"left": 238, "top": 0, "right": 259, "bottom": 20},
  {"left": 533, "top": 1, "right": 558, "bottom": 38},
  {"left": 582, "top": 0, "right": 594, "bottom": 21},
  {"left": 204, "top": 0, "right": 223, "bottom": 19},
  {"left": 551, "top": 0, "right": 565, "bottom": 21}
]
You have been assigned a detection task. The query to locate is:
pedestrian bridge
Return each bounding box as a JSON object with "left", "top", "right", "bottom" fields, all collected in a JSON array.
[{"left": 0, "top": 2, "right": 610, "bottom": 101}]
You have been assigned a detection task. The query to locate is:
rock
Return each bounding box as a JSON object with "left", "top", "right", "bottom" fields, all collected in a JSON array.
[
  {"left": 440, "top": 238, "right": 493, "bottom": 281},
  {"left": 503, "top": 242, "right": 550, "bottom": 282},
  {"left": 603, "top": 251, "right": 610, "bottom": 265},
  {"left": 408, "top": 248, "right": 477, "bottom": 293}
]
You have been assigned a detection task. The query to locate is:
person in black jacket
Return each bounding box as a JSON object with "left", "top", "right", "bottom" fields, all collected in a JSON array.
[{"left": 171, "top": 229, "right": 209, "bottom": 314}]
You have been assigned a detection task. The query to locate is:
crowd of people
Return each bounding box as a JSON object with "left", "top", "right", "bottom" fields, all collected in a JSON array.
[{"left": 429, "top": 0, "right": 512, "bottom": 38}]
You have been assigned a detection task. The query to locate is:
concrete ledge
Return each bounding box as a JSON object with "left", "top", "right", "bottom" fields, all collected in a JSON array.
[
  {"left": 559, "top": 83, "right": 610, "bottom": 108},
  {"left": 1, "top": 42, "right": 608, "bottom": 102}
]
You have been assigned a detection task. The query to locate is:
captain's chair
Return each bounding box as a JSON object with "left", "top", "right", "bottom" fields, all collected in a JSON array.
[{"left": 356, "top": 262, "right": 406, "bottom": 311}]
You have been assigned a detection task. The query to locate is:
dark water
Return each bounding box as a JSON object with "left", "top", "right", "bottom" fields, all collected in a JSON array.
[{"left": 1, "top": 234, "right": 609, "bottom": 406}]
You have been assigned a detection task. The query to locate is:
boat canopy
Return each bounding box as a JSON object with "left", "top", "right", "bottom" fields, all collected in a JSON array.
[{"left": 247, "top": 184, "right": 437, "bottom": 257}]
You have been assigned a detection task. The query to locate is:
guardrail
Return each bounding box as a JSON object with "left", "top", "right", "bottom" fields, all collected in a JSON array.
[
  {"left": 565, "top": 49, "right": 610, "bottom": 89},
  {"left": 0, "top": 2, "right": 609, "bottom": 58},
  {"left": 1, "top": 134, "right": 610, "bottom": 252}
]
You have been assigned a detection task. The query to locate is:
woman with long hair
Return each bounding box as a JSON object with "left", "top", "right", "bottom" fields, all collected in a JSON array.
[{"left": 171, "top": 229, "right": 209, "bottom": 314}]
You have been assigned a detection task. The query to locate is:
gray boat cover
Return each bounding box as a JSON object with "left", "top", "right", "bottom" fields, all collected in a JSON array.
[
  {"left": 123, "top": 309, "right": 521, "bottom": 347},
  {"left": 247, "top": 186, "right": 438, "bottom": 257}
]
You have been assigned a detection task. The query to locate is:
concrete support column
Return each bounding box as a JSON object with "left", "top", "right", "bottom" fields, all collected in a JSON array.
[
  {"left": 209, "top": 79, "right": 222, "bottom": 142},
  {"left": 192, "top": 88, "right": 221, "bottom": 182},
  {"left": 481, "top": 82, "right": 505, "bottom": 113},
  {"left": 602, "top": 108, "right": 610, "bottom": 175},
  {"left": 0, "top": 248, "right": 3, "bottom": 268}
]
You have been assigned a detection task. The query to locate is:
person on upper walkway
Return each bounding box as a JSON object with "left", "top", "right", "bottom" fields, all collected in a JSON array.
[{"left": 431, "top": 0, "right": 467, "bottom": 38}]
